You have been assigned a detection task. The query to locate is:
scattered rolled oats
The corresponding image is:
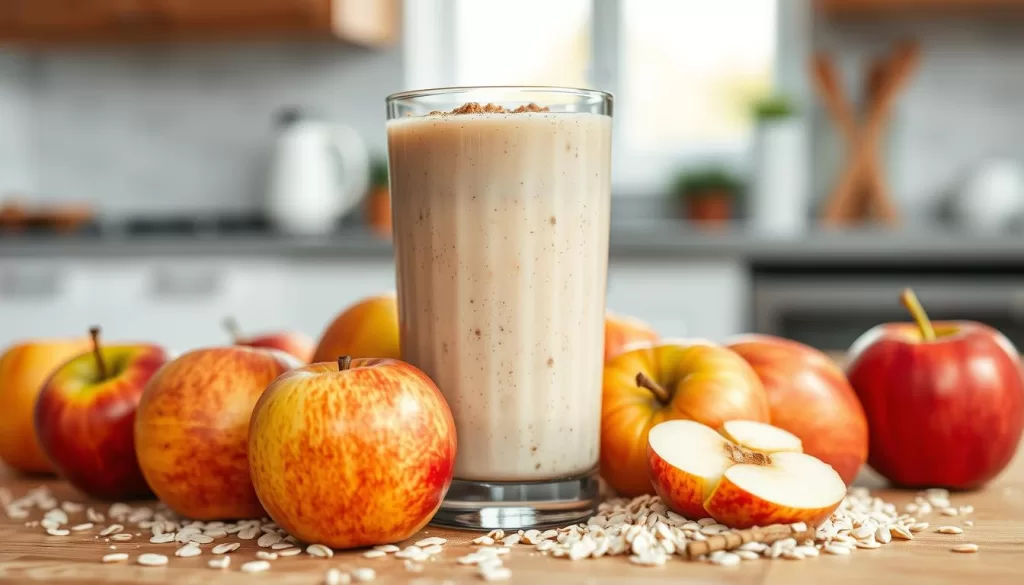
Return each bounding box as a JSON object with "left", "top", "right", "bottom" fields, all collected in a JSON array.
[
  {"left": 137, "top": 553, "right": 169, "bottom": 566},
  {"left": 101, "top": 553, "right": 129, "bottom": 563},
  {"left": 373, "top": 544, "right": 401, "bottom": 553},
  {"left": 363, "top": 550, "right": 387, "bottom": 559},
  {"left": 208, "top": 556, "right": 230, "bottom": 569},
  {"left": 240, "top": 560, "right": 271, "bottom": 573},
  {"left": 952, "top": 543, "right": 979, "bottom": 553},
  {"left": 307, "top": 543, "right": 334, "bottom": 558},
  {"left": 416, "top": 536, "right": 447, "bottom": 547},
  {"left": 211, "top": 542, "right": 240, "bottom": 554},
  {"left": 937, "top": 526, "right": 964, "bottom": 535},
  {"left": 351, "top": 567, "right": 376, "bottom": 582},
  {"left": 324, "top": 568, "right": 350, "bottom": 585}
]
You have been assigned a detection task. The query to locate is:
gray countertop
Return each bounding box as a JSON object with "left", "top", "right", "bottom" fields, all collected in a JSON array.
[{"left": 2, "top": 220, "right": 1023, "bottom": 265}]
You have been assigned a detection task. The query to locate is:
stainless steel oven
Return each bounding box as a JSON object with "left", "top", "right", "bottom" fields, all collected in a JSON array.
[{"left": 752, "top": 276, "right": 1024, "bottom": 353}]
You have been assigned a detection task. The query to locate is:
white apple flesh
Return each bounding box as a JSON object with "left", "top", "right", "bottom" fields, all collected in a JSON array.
[
  {"left": 720, "top": 419, "right": 803, "bottom": 454},
  {"left": 648, "top": 419, "right": 846, "bottom": 529}
]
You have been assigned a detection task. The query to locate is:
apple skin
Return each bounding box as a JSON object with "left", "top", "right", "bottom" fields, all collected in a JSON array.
[
  {"left": 312, "top": 294, "right": 400, "bottom": 363},
  {"left": 604, "top": 312, "right": 659, "bottom": 362},
  {"left": 728, "top": 334, "right": 868, "bottom": 485},
  {"left": 34, "top": 344, "right": 169, "bottom": 500},
  {"left": 134, "top": 346, "right": 300, "bottom": 520},
  {"left": 647, "top": 448, "right": 708, "bottom": 520},
  {"left": 702, "top": 473, "right": 840, "bottom": 529},
  {"left": 235, "top": 331, "right": 315, "bottom": 364},
  {"left": 0, "top": 337, "right": 92, "bottom": 474},
  {"left": 600, "top": 341, "right": 769, "bottom": 497},
  {"left": 249, "top": 357, "right": 456, "bottom": 549},
  {"left": 847, "top": 321, "right": 1024, "bottom": 490}
]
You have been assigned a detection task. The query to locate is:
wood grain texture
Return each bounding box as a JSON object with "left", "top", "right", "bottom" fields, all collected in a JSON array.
[{"left": 1, "top": 444, "right": 1023, "bottom": 584}]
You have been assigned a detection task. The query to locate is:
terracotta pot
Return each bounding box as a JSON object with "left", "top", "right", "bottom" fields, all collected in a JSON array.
[
  {"left": 366, "top": 186, "right": 392, "bottom": 238},
  {"left": 684, "top": 191, "right": 734, "bottom": 227}
]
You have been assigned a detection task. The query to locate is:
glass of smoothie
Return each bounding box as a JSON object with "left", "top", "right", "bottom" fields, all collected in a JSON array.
[{"left": 385, "top": 87, "right": 612, "bottom": 529}]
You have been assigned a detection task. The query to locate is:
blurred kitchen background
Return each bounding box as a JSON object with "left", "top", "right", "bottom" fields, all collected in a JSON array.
[{"left": 3, "top": 0, "right": 1024, "bottom": 353}]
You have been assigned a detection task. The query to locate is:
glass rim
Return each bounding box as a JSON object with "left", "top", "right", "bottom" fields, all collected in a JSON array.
[{"left": 386, "top": 85, "right": 613, "bottom": 104}]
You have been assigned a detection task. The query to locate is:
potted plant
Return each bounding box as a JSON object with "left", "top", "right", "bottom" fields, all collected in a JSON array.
[
  {"left": 749, "top": 93, "right": 808, "bottom": 237},
  {"left": 673, "top": 167, "right": 744, "bottom": 227},
  {"left": 365, "top": 156, "right": 391, "bottom": 239}
]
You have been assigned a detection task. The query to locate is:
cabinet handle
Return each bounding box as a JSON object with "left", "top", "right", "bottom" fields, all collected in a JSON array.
[
  {"left": 148, "top": 269, "right": 222, "bottom": 299},
  {"left": 0, "top": 268, "right": 64, "bottom": 300}
]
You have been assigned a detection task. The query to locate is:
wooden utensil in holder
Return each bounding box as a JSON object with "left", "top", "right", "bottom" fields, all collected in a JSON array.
[{"left": 814, "top": 40, "right": 921, "bottom": 227}]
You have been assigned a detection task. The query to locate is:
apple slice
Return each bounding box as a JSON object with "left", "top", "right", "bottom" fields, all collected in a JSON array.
[
  {"left": 648, "top": 419, "right": 846, "bottom": 529},
  {"left": 720, "top": 420, "right": 803, "bottom": 454}
]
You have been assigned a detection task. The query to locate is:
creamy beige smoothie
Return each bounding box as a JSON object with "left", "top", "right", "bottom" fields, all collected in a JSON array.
[{"left": 387, "top": 102, "right": 612, "bottom": 482}]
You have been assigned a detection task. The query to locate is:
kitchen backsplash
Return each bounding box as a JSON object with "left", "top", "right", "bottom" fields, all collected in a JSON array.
[
  {"left": 812, "top": 15, "right": 1024, "bottom": 223},
  {"left": 0, "top": 40, "right": 402, "bottom": 217},
  {"left": 3, "top": 13, "right": 1024, "bottom": 221}
]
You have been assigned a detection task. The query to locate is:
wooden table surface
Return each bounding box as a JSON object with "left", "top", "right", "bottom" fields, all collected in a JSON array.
[{"left": 2, "top": 448, "right": 1023, "bottom": 585}]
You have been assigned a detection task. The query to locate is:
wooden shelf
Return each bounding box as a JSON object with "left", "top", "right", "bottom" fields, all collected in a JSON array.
[
  {"left": 818, "top": 0, "right": 1024, "bottom": 17},
  {"left": 0, "top": 0, "right": 398, "bottom": 48}
]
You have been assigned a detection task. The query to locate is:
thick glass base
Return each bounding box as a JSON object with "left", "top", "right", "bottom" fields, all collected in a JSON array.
[{"left": 431, "top": 467, "right": 600, "bottom": 530}]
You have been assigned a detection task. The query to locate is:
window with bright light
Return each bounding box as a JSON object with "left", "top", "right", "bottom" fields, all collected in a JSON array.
[
  {"left": 621, "top": 0, "right": 777, "bottom": 152},
  {"left": 420, "top": 0, "right": 781, "bottom": 193},
  {"left": 453, "top": 0, "right": 592, "bottom": 88}
]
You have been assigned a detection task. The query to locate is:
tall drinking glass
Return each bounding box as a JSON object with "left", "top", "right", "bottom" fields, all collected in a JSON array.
[{"left": 386, "top": 87, "right": 613, "bottom": 529}]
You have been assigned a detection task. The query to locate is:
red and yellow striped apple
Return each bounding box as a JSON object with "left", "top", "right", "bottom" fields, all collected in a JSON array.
[
  {"left": 312, "top": 294, "right": 400, "bottom": 363},
  {"left": 249, "top": 356, "right": 456, "bottom": 549},
  {"left": 224, "top": 316, "right": 315, "bottom": 363},
  {"left": 604, "top": 311, "right": 659, "bottom": 362},
  {"left": 600, "top": 341, "right": 770, "bottom": 497},
  {"left": 0, "top": 336, "right": 91, "bottom": 474},
  {"left": 134, "top": 346, "right": 299, "bottom": 520},
  {"left": 34, "top": 327, "right": 169, "bottom": 500},
  {"left": 648, "top": 419, "right": 845, "bottom": 528}
]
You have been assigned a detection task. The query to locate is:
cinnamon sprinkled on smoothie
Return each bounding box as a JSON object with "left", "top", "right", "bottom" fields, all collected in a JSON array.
[{"left": 429, "top": 102, "right": 550, "bottom": 115}]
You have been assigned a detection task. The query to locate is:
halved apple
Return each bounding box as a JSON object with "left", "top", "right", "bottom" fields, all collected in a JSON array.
[
  {"left": 647, "top": 419, "right": 846, "bottom": 529},
  {"left": 720, "top": 419, "right": 803, "bottom": 454}
]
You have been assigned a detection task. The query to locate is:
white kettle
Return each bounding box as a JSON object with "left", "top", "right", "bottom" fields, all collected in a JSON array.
[{"left": 266, "top": 108, "right": 370, "bottom": 236}]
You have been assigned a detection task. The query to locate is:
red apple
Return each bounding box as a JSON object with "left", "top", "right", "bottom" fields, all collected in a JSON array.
[
  {"left": 601, "top": 341, "right": 770, "bottom": 497},
  {"left": 134, "top": 346, "right": 300, "bottom": 520},
  {"left": 648, "top": 419, "right": 845, "bottom": 528},
  {"left": 249, "top": 356, "right": 457, "bottom": 549},
  {"left": 224, "top": 317, "right": 314, "bottom": 363},
  {"left": 847, "top": 288, "right": 1024, "bottom": 490},
  {"left": 0, "top": 336, "right": 92, "bottom": 475},
  {"left": 604, "top": 311, "right": 659, "bottom": 362},
  {"left": 728, "top": 334, "right": 868, "bottom": 485},
  {"left": 34, "top": 327, "right": 169, "bottom": 500}
]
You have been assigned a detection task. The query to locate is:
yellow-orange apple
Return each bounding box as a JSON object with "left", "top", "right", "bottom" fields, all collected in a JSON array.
[
  {"left": 35, "top": 327, "right": 169, "bottom": 500},
  {"left": 648, "top": 419, "right": 845, "bottom": 528},
  {"left": 728, "top": 334, "right": 868, "bottom": 485},
  {"left": 312, "top": 294, "right": 400, "bottom": 363},
  {"left": 0, "top": 336, "right": 91, "bottom": 474},
  {"left": 224, "top": 316, "right": 315, "bottom": 363},
  {"left": 604, "top": 311, "right": 659, "bottom": 361},
  {"left": 134, "top": 346, "right": 299, "bottom": 520},
  {"left": 600, "top": 341, "right": 769, "bottom": 497},
  {"left": 249, "top": 356, "right": 456, "bottom": 549}
]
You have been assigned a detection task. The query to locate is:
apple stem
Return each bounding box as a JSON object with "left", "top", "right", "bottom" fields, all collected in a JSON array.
[
  {"left": 635, "top": 372, "right": 670, "bottom": 404},
  {"left": 223, "top": 316, "right": 242, "bottom": 343},
  {"left": 338, "top": 356, "right": 353, "bottom": 371},
  {"left": 89, "top": 326, "right": 108, "bottom": 380},
  {"left": 900, "top": 288, "right": 936, "bottom": 342}
]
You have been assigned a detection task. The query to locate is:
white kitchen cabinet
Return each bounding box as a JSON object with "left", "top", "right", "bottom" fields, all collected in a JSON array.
[
  {"left": 281, "top": 258, "right": 396, "bottom": 340},
  {"left": 606, "top": 259, "right": 749, "bottom": 343},
  {"left": 0, "top": 259, "right": 94, "bottom": 347}
]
